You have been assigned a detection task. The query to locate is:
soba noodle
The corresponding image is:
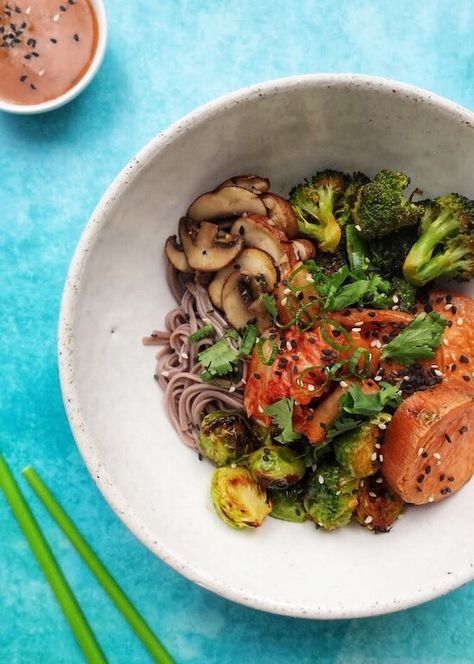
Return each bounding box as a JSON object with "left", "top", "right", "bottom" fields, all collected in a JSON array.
[{"left": 143, "top": 268, "right": 248, "bottom": 448}]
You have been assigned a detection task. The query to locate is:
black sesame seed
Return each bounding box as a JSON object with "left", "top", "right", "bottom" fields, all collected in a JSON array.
[
  {"left": 439, "top": 474, "right": 445, "bottom": 482},
  {"left": 463, "top": 375, "right": 471, "bottom": 382},
  {"left": 50, "top": 37, "right": 58, "bottom": 43},
  {"left": 451, "top": 364, "right": 457, "bottom": 372},
  {"left": 198, "top": 452, "right": 203, "bottom": 461},
  {"left": 238, "top": 226, "right": 244, "bottom": 235},
  {"left": 446, "top": 294, "right": 452, "bottom": 303},
  {"left": 253, "top": 372, "right": 261, "bottom": 380},
  {"left": 460, "top": 425, "right": 468, "bottom": 434},
  {"left": 424, "top": 303, "right": 433, "bottom": 313},
  {"left": 73, "top": 33, "right": 79, "bottom": 41},
  {"left": 19, "top": 74, "right": 26, "bottom": 81},
  {"left": 422, "top": 451, "right": 429, "bottom": 458},
  {"left": 417, "top": 474, "right": 424, "bottom": 483},
  {"left": 425, "top": 465, "right": 431, "bottom": 475},
  {"left": 60, "top": 4, "right": 66, "bottom": 10},
  {"left": 31, "top": 51, "right": 39, "bottom": 57},
  {"left": 460, "top": 355, "right": 469, "bottom": 364},
  {"left": 447, "top": 476, "right": 455, "bottom": 482},
  {"left": 416, "top": 486, "right": 423, "bottom": 493},
  {"left": 307, "top": 337, "right": 315, "bottom": 344},
  {"left": 451, "top": 306, "right": 457, "bottom": 314},
  {"left": 30, "top": 83, "right": 36, "bottom": 90},
  {"left": 444, "top": 433, "right": 451, "bottom": 443},
  {"left": 24, "top": 53, "right": 31, "bottom": 58}
]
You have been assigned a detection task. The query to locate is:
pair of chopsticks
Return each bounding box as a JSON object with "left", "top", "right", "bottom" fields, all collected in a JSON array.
[{"left": 0, "top": 453, "right": 175, "bottom": 664}]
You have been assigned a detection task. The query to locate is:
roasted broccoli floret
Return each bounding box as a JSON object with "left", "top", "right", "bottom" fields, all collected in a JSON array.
[
  {"left": 353, "top": 170, "right": 422, "bottom": 240},
  {"left": 403, "top": 194, "right": 474, "bottom": 286},
  {"left": 369, "top": 226, "right": 419, "bottom": 279},
  {"left": 338, "top": 171, "right": 371, "bottom": 225},
  {"left": 390, "top": 277, "right": 417, "bottom": 313},
  {"left": 289, "top": 170, "right": 347, "bottom": 253},
  {"left": 303, "top": 463, "right": 359, "bottom": 530}
]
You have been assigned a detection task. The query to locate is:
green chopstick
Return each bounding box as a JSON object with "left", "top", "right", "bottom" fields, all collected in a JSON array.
[
  {"left": 22, "top": 466, "right": 175, "bottom": 664},
  {"left": 0, "top": 453, "right": 107, "bottom": 664}
]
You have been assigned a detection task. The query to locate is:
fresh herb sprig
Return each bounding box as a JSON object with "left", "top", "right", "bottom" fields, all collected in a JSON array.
[
  {"left": 198, "top": 325, "right": 257, "bottom": 381},
  {"left": 263, "top": 397, "right": 301, "bottom": 443},
  {"left": 380, "top": 312, "right": 447, "bottom": 365}
]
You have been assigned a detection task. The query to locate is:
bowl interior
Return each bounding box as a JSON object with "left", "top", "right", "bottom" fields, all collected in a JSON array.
[{"left": 61, "top": 76, "right": 474, "bottom": 618}]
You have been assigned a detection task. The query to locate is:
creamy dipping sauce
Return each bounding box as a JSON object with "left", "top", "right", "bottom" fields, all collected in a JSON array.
[{"left": 0, "top": 0, "right": 98, "bottom": 105}]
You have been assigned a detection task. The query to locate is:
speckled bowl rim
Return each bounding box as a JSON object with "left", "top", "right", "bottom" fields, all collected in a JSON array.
[
  {"left": 59, "top": 74, "right": 474, "bottom": 619},
  {"left": 0, "top": 0, "right": 107, "bottom": 115}
]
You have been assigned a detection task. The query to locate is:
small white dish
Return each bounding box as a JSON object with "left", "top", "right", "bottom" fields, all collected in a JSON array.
[
  {"left": 0, "top": 0, "right": 107, "bottom": 115},
  {"left": 59, "top": 75, "right": 474, "bottom": 618}
]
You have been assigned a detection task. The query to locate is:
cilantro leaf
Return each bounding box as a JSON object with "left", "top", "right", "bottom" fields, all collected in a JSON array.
[
  {"left": 263, "top": 398, "right": 301, "bottom": 443},
  {"left": 198, "top": 335, "right": 240, "bottom": 380},
  {"left": 327, "top": 381, "right": 402, "bottom": 439},
  {"left": 380, "top": 312, "right": 447, "bottom": 365}
]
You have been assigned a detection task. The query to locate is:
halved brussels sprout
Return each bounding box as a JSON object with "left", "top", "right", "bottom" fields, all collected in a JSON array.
[
  {"left": 248, "top": 419, "right": 272, "bottom": 447},
  {"left": 355, "top": 474, "right": 405, "bottom": 533},
  {"left": 334, "top": 414, "right": 391, "bottom": 478},
  {"left": 269, "top": 484, "right": 307, "bottom": 522},
  {"left": 248, "top": 445, "right": 306, "bottom": 489},
  {"left": 304, "top": 463, "right": 359, "bottom": 531},
  {"left": 211, "top": 466, "right": 271, "bottom": 529},
  {"left": 199, "top": 410, "right": 256, "bottom": 467}
]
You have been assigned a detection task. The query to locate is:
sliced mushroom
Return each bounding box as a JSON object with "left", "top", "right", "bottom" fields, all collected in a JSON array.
[
  {"left": 187, "top": 186, "right": 267, "bottom": 222},
  {"left": 221, "top": 271, "right": 271, "bottom": 333},
  {"left": 216, "top": 174, "right": 270, "bottom": 195},
  {"left": 178, "top": 217, "right": 243, "bottom": 272},
  {"left": 292, "top": 239, "right": 316, "bottom": 261},
  {"left": 208, "top": 248, "right": 278, "bottom": 309},
  {"left": 262, "top": 193, "right": 299, "bottom": 238},
  {"left": 230, "top": 215, "right": 296, "bottom": 273},
  {"left": 165, "top": 235, "right": 193, "bottom": 273}
]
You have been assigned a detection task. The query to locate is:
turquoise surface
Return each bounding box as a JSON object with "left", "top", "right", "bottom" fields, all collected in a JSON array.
[{"left": 1, "top": 0, "right": 474, "bottom": 661}]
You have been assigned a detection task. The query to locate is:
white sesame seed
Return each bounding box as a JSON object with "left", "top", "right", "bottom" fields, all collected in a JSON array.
[
  {"left": 444, "top": 303, "right": 453, "bottom": 310},
  {"left": 354, "top": 321, "right": 364, "bottom": 327},
  {"left": 340, "top": 380, "right": 348, "bottom": 388},
  {"left": 25, "top": 6, "right": 31, "bottom": 14},
  {"left": 355, "top": 224, "right": 362, "bottom": 231},
  {"left": 375, "top": 443, "right": 381, "bottom": 449},
  {"left": 307, "top": 384, "right": 315, "bottom": 392},
  {"left": 378, "top": 423, "right": 387, "bottom": 430},
  {"left": 431, "top": 364, "right": 438, "bottom": 369},
  {"left": 286, "top": 341, "right": 293, "bottom": 351},
  {"left": 428, "top": 496, "right": 434, "bottom": 503},
  {"left": 418, "top": 447, "right": 424, "bottom": 456},
  {"left": 443, "top": 338, "right": 449, "bottom": 345},
  {"left": 38, "top": 69, "right": 45, "bottom": 76},
  {"left": 365, "top": 516, "right": 373, "bottom": 524},
  {"left": 370, "top": 340, "right": 378, "bottom": 348},
  {"left": 241, "top": 379, "right": 246, "bottom": 385},
  {"left": 161, "top": 370, "right": 169, "bottom": 377},
  {"left": 360, "top": 480, "right": 365, "bottom": 487},
  {"left": 181, "top": 352, "right": 189, "bottom": 360},
  {"left": 369, "top": 491, "right": 377, "bottom": 498},
  {"left": 370, "top": 452, "right": 377, "bottom": 461},
  {"left": 434, "top": 369, "right": 443, "bottom": 377},
  {"left": 392, "top": 305, "right": 399, "bottom": 311},
  {"left": 457, "top": 318, "right": 464, "bottom": 326},
  {"left": 306, "top": 274, "right": 314, "bottom": 283},
  {"left": 258, "top": 405, "right": 264, "bottom": 414},
  {"left": 53, "top": 12, "right": 60, "bottom": 21},
  {"left": 392, "top": 295, "right": 399, "bottom": 303},
  {"left": 318, "top": 475, "right": 324, "bottom": 485},
  {"left": 376, "top": 477, "right": 384, "bottom": 483},
  {"left": 229, "top": 386, "right": 236, "bottom": 393},
  {"left": 231, "top": 463, "right": 237, "bottom": 468},
  {"left": 379, "top": 454, "right": 384, "bottom": 462},
  {"left": 375, "top": 340, "right": 382, "bottom": 349},
  {"left": 296, "top": 379, "right": 303, "bottom": 387},
  {"left": 374, "top": 375, "right": 382, "bottom": 382},
  {"left": 351, "top": 327, "right": 361, "bottom": 333},
  {"left": 335, "top": 490, "right": 341, "bottom": 496},
  {"left": 403, "top": 375, "right": 410, "bottom": 381},
  {"left": 433, "top": 452, "right": 441, "bottom": 460},
  {"left": 281, "top": 297, "right": 288, "bottom": 306},
  {"left": 283, "top": 288, "right": 291, "bottom": 295}
]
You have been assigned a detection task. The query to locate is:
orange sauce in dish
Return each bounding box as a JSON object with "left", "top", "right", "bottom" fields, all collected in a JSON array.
[{"left": 0, "top": 0, "right": 98, "bottom": 105}]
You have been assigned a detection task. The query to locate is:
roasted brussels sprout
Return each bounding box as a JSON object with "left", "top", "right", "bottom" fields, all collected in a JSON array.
[
  {"left": 355, "top": 474, "right": 405, "bottom": 533},
  {"left": 269, "top": 484, "right": 307, "bottom": 523},
  {"left": 248, "top": 419, "right": 272, "bottom": 447},
  {"left": 248, "top": 445, "right": 306, "bottom": 489},
  {"left": 334, "top": 414, "right": 391, "bottom": 478},
  {"left": 304, "top": 463, "right": 359, "bottom": 531},
  {"left": 211, "top": 466, "right": 271, "bottom": 529},
  {"left": 199, "top": 410, "right": 256, "bottom": 466}
]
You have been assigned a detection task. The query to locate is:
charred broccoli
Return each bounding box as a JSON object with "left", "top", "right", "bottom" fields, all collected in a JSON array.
[
  {"left": 353, "top": 170, "right": 422, "bottom": 240},
  {"left": 290, "top": 170, "right": 347, "bottom": 253},
  {"left": 403, "top": 194, "right": 474, "bottom": 286},
  {"left": 369, "top": 226, "right": 419, "bottom": 279},
  {"left": 390, "top": 277, "right": 417, "bottom": 313},
  {"left": 339, "top": 171, "right": 371, "bottom": 225}
]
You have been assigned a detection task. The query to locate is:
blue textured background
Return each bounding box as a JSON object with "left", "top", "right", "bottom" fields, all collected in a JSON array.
[{"left": 1, "top": 1, "right": 474, "bottom": 662}]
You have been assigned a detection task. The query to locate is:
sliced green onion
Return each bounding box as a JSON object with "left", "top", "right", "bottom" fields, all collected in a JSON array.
[
  {"left": 294, "top": 300, "right": 321, "bottom": 331},
  {"left": 0, "top": 454, "right": 107, "bottom": 664},
  {"left": 287, "top": 264, "right": 315, "bottom": 292},
  {"left": 320, "top": 319, "right": 353, "bottom": 352},
  {"left": 22, "top": 466, "right": 175, "bottom": 664},
  {"left": 239, "top": 324, "right": 258, "bottom": 357},
  {"left": 260, "top": 294, "right": 278, "bottom": 320},
  {"left": 188, "top": 324, "right": 215, "bottom": 343},
  {"left": 256, "top": 337, "right": 278, "bottom": 366},
  {"left": 348, "top": 348, "right": 371, "bottom": 377}
]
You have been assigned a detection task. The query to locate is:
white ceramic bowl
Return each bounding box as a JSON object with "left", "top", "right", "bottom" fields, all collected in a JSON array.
[
  {"left": 59, "top": 75, "right": 474, "bottom": 619},
  {"left": 0, "top": 0, "right": 107, "bottom": 115}
]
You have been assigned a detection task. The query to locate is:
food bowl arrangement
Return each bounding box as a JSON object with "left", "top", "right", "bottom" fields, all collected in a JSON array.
[{"left": 59, "top": 74, "right": 474, "bottom": 618}]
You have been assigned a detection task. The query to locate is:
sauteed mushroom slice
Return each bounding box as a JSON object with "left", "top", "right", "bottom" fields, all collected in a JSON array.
[
  {"left": 187, "top": 186, "right": 267, "bottom": 222},
  {"left": 262, "top": 193, "right": 299, "bottom": 239},
  {"left": 164, "top": 235, "right": 193, "bottom": 272},
  {"left": 230, "top": 215, "right": 296, "bottom": 269},
  {"left": 178, "top": 217, "right": 243, "bottom": 271},
  {"left": 221, "top": 271, "right": 272, "bottom": 333},
  {"left": 216, "top": 174, "right": 270, "bottom": 195}
]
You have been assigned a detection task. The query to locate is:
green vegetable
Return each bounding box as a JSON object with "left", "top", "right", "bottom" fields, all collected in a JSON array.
[
  {"left": 211, "top": 466, "right": 271, "bottom": 529},
  {"left": 403, "top": 194, "right": 474, "bottom": 286},
  {"left": 304, "top": 463, "right": 359, "bottom": 530},
  {"left": 289, "top": 170, "right": 348, "bottom": 252},
  {"left": 22, "top": 466, "right": 175, "bottom": 664},
  {"left": 338, "top": 172, "right": 371, "bottom": 225},
  {"left": 263, "top": 398, "right": 301, "bottom": 444},
  {"left": 198, "top": 326, "right": 257, "bottom": 381},
  {"left": 369, "top": 226, "right": 418, "bottom": 279},
  {"left": 389, "top": 277, "right": 417, "bottom": 313},
  {"left": 346, "top": 224, "right": 370, "bottom": 278},
  {"left": 198, "top": 410, "right": 256, "bottom": 466},
  {"left": 354, "top": 473, "right": 405, "bottom": 533},
  {"left": 256, "top": 336, "right": 278, "bottom": 366},
  {"left": 239, "top": 324, "right": 258, "bottom": 357},
  {"left": 248, "top": 445, "right": 306, "bottom": 489},
  {"left": 188, "top": 324, "right": 216, "bottom": 343},
  {"left": 380, "top": 312, "right": 447, "bottom": 364},
  {"left": 353, "top": 169, "right": 422, "bottom": 239},
  {"left": 334, "top": 414, "right": 391, "bottom": 478},
  {"left": 0, "top": 455, "right": 107, "bottom": 664},
  {"left": 269, "top": 484, "right": 307, "bottom": 522},
  {"left": 327, "top": 382, "right": 402, "bottom": 439},
  {"left": 260, "top": 293, "right": 279, "bottom": 320}
]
